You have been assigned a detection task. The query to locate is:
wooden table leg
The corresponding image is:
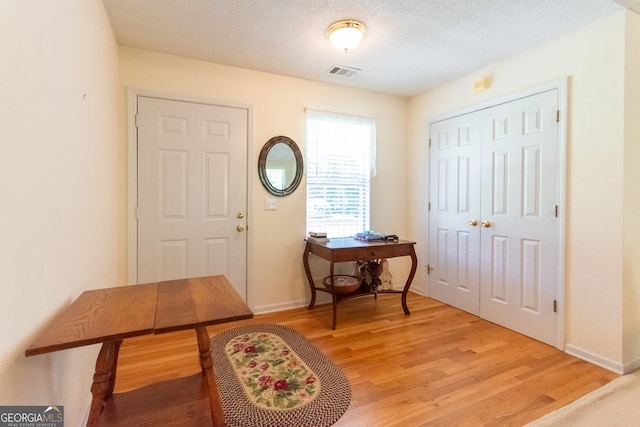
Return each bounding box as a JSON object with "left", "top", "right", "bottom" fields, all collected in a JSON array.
[
  {"left": 87, "top": 340, "right": 120, "bottom": 427},
  {"left": 105, "top": 340, "right": 122, "bottom": 399},
  {"left": 195, "top": 326, "right": 225, "bottom": 427},
  {"left": 329, "top": 261, "right": 338, "bottom": 330},
  {"left": 401, "top": 247, "right": 419, "bottom": 315},
  {"left": 303, "top": 241, "right": 317, "bottom": 309}
]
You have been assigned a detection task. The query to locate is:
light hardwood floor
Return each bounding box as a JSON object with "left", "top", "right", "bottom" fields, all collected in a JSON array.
[{"left": 101, "top": 293, "right": 617, "bottom": 426}]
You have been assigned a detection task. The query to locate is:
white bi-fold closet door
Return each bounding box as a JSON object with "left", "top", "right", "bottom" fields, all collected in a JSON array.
[{"left": 428, "top": 88, "right": 560, "bottom": 346}]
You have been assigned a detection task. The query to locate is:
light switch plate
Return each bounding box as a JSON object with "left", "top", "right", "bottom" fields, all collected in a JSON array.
[{"left": 265, "top": 198, "right": 277, "bottom": 210}]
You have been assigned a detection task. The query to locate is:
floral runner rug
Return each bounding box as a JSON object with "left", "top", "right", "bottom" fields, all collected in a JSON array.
[{"left": 211, "top": 324, "right": 351, "bottom": 427}]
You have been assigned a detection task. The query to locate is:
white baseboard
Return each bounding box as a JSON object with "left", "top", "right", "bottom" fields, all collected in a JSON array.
[
  {"left": 622, "top": 354, "right": 640, "bottom": 374},
  {"left": 565, "top": 343, "right": 625, "bottom": 374},
  {"left": 251, "top": 300, "right": 308, "bottom": 315},
  {"left": 251, "top": 293, "right": 335, "bottom": 315},
  {"left": 407, "top": 285, "right": 425, "bottom": 296},
  {"left": 252, "top": 288, "right": 424, "bottom": 315}
]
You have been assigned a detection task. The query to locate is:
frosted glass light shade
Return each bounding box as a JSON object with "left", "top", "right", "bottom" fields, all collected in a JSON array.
[{"left": 326, "top": 20, "right": 366, "bottom": 53}]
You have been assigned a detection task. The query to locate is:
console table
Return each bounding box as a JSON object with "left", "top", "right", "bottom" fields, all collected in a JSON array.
[
  {"left": 303, "top": 238, "right": 417, "bottom": 329},
  {"left": 25, "top": 275, "right": 252, "bottom": 427}
]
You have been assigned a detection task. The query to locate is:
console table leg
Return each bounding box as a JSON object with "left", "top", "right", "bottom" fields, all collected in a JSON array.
[
  {"left": 401, "top": 247, "right": 419, "bottom": 315},
  {"left": 303, "top": 242, "right": 317, "bottom": 309},
  {"left": 330, "top": 261, "right": 338, "bottom": 330},
  {"left": 87, "top": 340, "right": 119, "bottom": 427},
  {"left": 195, "top": 326, "right": 225, "bottom": 427}
]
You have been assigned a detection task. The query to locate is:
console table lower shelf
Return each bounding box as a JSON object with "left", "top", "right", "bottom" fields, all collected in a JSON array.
[{"left": 303, "top": 238, "right": 417, "bottom": 329}]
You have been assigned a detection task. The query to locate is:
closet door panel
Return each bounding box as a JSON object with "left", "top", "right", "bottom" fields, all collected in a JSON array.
[
  {"left": 428, "top": 114, "right": 482, "bottom": 315},
  {"left": 479, "top": 90, "right": 559, "bottom": 346}
]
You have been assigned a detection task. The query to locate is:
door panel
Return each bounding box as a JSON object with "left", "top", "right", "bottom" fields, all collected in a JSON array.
[
  {"left": 479, "top": 90, "right": 558, "bottom": 345},
  {"left": 428, "top": 114, "right": 482, "bottom": 315},
  {"left": 160, "top": 240, "right": 188, "bottom": 279},
  {"left": 137, "top": 97, "right": 248, "bottom": 300}
]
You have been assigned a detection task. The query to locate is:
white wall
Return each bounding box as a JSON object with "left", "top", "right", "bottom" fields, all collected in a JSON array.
[
  {"left": 408, "top": 11, "right": 639, "bottom": 373},
  {"left": 118, "top": 47, "right": 409, "bottom": 313},
  {"left": 0, "top": 0, "right": 120, "bottom": 424}
]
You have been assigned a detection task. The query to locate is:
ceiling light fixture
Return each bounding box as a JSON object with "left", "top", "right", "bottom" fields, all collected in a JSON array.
[{"left": 326, "top": 20, "right": 367, "bottom": 53}]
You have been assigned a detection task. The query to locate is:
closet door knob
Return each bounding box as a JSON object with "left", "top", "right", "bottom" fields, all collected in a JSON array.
[
  {"left": 481, "top": 221, "right": 492, "bottom": 228},
  {"left": 468, "top": 219, "right": 478, "bottom": 226}
]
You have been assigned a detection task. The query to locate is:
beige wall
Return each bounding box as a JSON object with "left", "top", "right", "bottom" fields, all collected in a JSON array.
[
  {"left": 408, "top": 11, "right": 639, "bottom": 373},
  {"left": 118, "top": 47, "right": 409, "bottom": 312},
  {"left": 0, "top": 0, "right": 120, "bottom": 424},
  {"left": 3, "top": 2, "right": 638, "bottom": 422},
  {"left": 622, "top": 10, "right": 640, "bottom": 364}
]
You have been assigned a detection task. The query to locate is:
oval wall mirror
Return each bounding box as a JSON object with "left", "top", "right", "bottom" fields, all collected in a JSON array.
[{"left": 258, "top": 135, "right": 304, "bottom": 197}]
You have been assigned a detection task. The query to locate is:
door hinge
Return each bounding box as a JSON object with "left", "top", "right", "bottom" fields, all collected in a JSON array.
[
  {"left": 553, "top": 300, "right": 557, "bottom": 313},
  {"left": 135, "top": 206, "right": 140, "bottom": 220},
  {"left": 555, "top": 205, "right": 559, "bottom": 217},
  {"left": 428, "top": 202, "right": 431, "bottom": 211},
  {"left": 135, "top": 114, "right": 140, "bottom": 128},
  {"left": 556, "top": 110, "right": 560, "bottom": 123},
  {"left": 429, "top": 138, "right": 432, "bottom": 148},
  {"left": 427, "top": 264, "right": 434, "bottom": 274}
]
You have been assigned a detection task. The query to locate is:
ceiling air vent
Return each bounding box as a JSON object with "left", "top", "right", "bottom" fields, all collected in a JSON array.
[{"left": 327, "top": 65, "right": 360, "bottom": 78}]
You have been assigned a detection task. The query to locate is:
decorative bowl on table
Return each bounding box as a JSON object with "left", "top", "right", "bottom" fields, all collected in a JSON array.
[{"left": 322, "top": 275, "right": 360, "bottom": 294}]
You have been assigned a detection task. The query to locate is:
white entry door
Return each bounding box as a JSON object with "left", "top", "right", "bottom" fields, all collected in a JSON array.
[
  {"left": 428, "top": 89, "right": 560, "bottom": 346},
  {"left": 136, "top": 96, "right": 248, "bottom": 299}
]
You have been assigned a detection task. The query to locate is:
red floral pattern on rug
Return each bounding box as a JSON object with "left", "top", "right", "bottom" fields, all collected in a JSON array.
[{"left": 225, "top": 332, "right": 321, "bottom": 411}]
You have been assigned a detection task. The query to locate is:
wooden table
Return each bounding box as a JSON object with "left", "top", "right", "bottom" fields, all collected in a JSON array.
[
  {"left": 303, "top": 238, "right": 417, "bottom": 329},
  {"left": 25, "top": 275, "right": 253, "bottom": 427}
]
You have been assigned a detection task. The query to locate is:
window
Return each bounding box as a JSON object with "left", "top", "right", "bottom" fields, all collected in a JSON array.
[{"left": 305, "top": 110, "right": 376, "bottom": 238}]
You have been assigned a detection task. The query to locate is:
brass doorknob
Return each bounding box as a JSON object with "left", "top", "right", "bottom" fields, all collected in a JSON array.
[
  {"left": 468, "top": 219, "right": 478, "bottom": 226},
  {"left": 236, "top": 212, "right": 245, "bottom": 219},
  {"left": 236, "top": 225, "right": 246, "bottom": 232},
  {"left": 481, "top": 220, "right": 491, "bottom": 228}
]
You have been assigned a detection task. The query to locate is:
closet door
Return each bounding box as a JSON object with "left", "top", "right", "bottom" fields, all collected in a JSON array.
[
  {"left": 428, "top": 113, "right": 483, "bottom": 315},
  {"left": 479, "top": 89, "right": 559, "bottom": 345},
  {"left": 428, "top": 88, "right": 560, "bottom": 346}
]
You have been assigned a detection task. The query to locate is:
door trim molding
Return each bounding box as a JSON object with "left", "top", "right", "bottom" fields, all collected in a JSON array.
[
  {"left": 126, "top": 87, "right": 254, "bottom": 303},
  {"left": 427, "top": 77, "right": 568, "bottom": 350}
]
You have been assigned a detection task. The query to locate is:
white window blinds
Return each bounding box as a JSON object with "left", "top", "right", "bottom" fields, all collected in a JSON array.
[{"left": 305, "top": 110, "right": 376, "bottom": 238}]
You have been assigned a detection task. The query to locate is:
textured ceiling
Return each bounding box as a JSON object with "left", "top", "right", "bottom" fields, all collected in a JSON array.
[{"left": 102, "top": 0, "right": 633, "bottom": 97}]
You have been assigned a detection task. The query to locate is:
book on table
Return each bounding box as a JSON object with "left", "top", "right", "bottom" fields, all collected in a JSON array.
[
  {"left": 308, "top": 231, "right": 327, "bottom": 238},
  {"left": 354, "top": 232, "right": 399, "bottom": 242},
  {"left": 307, "top": 232, "right": 329, "bottom": 242}
]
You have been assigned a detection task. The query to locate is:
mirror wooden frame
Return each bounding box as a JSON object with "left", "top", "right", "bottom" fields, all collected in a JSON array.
[{"left": 258, "top": 135, "right": 304, "bottom": 197}]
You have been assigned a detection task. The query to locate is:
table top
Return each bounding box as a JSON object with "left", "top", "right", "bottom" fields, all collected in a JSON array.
[
  {"left": 305, "top": 237, "right": 417, "bottom": 263},
  {"left": 307, "top": 237, "right": 416, "bottom": 249},
  {"left": 154, "top": 276, "right": 253, "bottom": 334},
  {"left": 25, "top": 275, "right": 253, "bottom": 356}
]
